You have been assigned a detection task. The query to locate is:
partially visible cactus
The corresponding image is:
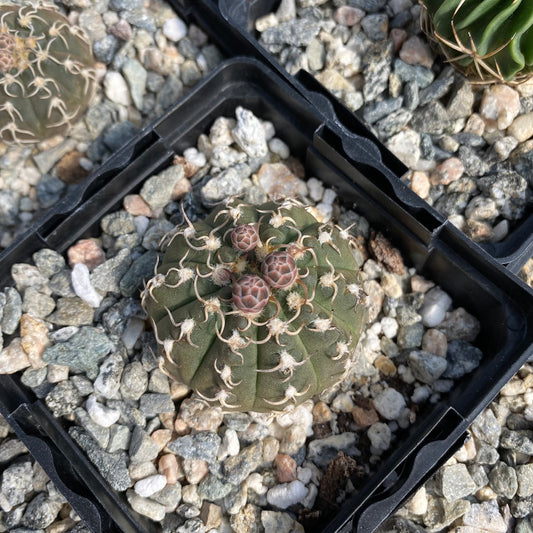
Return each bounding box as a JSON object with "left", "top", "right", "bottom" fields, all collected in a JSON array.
[
  {"left": 142, "top": 198, "right": 368, "bottom": 413},
  {"left": 0, "top": 1, "right": 96, "bottom": 143},
  {"left": 420, "top": 0, "right": 533, "bottom": 84}
]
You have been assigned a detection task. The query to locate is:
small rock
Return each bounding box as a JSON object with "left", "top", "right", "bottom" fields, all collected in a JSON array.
[
  {"left": 480, "top": 85, "right": 521, "bottom": 130},
  {"left": 266, "top": 480, "right": 308, "bottom": 510},
  {"left": 68, "top": 239, "right": 105, "bottom": 271}
]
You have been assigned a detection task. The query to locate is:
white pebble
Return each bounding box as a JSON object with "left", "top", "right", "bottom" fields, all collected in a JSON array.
[
  {"left": 276, "top": 403, "right": 313, "bottom": 435},
  {"left": 71, "top": 263, "right": 103, "bottom": 308},
  {"left": 262, "top": 120, "right": 276, "bottom": 141},
  {"left": 297, "top": 466, "right": 313, "bottom": 485},
  {"left": 268, "top": 138, "right": 290, "bottom": 159},
  {"left": 315, "top": 202, "right": 333, "bottom": 222},
  {"left": 307, "top": 177, "right": 324, "bottom": 202},
  {"left": 246, "top": 472, "right": 267, "bottom": 495},
  {"left": 331, "top": 392, "right": 354, "bottom": 412},
  {"left": 322, "top": 188, "right": 337, "bottom": 205},
  {"left": 373, "top": 387, "right": 406, "bottom": 420},
  {"left": 104, "top": 71, "right": 131, "bottom": 107},
  {"left": 134, "top": 474, "right": 167, "bottom": 498},
  {"left": 86, "top": 395, "right": 120, "bottom": 428},
  {"left": 162, "top": 17, "right": 187, "bottom": 42},
  {"left": 419, "top": 287, "right": 452, "bottom": 327},
  {"left": 369, "top": 322, "right": 382, "bottom": 336},
  {"left": 183, "top": 147, "right": 207, "bottom": 168},
  {"left": 367, "top": 422, "right": 392, "bottom": 454},
  {"left": 266, "top": 480, "right": 308, "bottom": 509},
  {"left": 411, "top": 386, "right": 431, "bottom": 404},
  {"left": 380, "top": 317, "right": 398, "bottom": 339},
  {"left": 121, "top": 317, "right": 145, "bottom": 351},
  {"left": 218, "top": 428, "right": 240, "bottom": 460},
  {"left": 301, "top": 483, "right": 318, "bottom": 509}
]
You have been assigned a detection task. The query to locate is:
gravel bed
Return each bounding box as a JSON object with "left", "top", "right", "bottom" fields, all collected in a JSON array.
[
  {"left": 0, "top": 106, "right": 485, "bottom": 532},
  {"left": 0, "top": 413, "right": 88, "bottom": 532},
  {"left": 254, "top": 0, "right": 533, "bottom": 244},
  {"left": 0, "top": 0, "right": 223, "bottom": 251}
]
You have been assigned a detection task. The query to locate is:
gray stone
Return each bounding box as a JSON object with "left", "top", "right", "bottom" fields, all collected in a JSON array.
[
  {"left": 409, "top": 350, "right": 447, "bottom": 384},
  {"left": 75, "top": 407, "right": 110, "bottom": 449},
  {"left": 94, "top": 352, "right": 125, "bottom": 399},
  {"left": 139, "top": 393, "right": 174, "bottom": 418},
  {"left": 43, "top": 326, "right": 114, "bottom": 379},
  {"left": 101, "top": 212, "right": 136, "bottom": 237},
  {"left": 361, "top": 13, "right": 388, "bottom": 41},
  {"left": 103, "top": 121, "right": 139, "bottom": 152},
  {"left": 411, "top": 102, "right": 449, "bottom": 135},
  {"left": 21, "top": 287, "right": 55, "bottom": 319},
  {"left": 141, "top": 219, "right": 174, "bottom": 250},
  {"left": 32, "top": 249, "right": 65, "bottom": 278},
  {"left": 198, "top": 474, "right": 234, "bottom": 500},
  {"left": 48, "top": 297, "right": 94, "bottom": 326},
  {"left": 20, "top": 366, "right": 47, "bottom": 389},
  {"left": 442, "top": 340, "right": 483, "bottom": 379},
  {"left": 0, "top": 190, "right": 18, "bottom": 226},
  {"left": 90, "top": 249, "right": 132, "bottom": 294},
  {"left": 418, "top": 76, "right": 454, "bottom": 107},
  {"left": 1, "top": 287, "right": 22, "bottom": 335},
  {"left": 21, "top": 493, "right": 61, "bottom": 529},
  {"left": 0, "top": 439, "right": 27, "bottom": 464},
  {"left": 363, "top": 97, "right": 404, "bottom": 124},
  {"left": 0, "top": 460, "right": 33, "bottom": 511},
  {"left": 70, "top": 427, "right": 131, "bottom": 491},
  {"left": 222, "top": 441, "right": 263, "bottom": 486},
  {"left": 489, "top": 461, "right": 517, "bottom": 499},
  {"left": 129, "top": 425, "right": 159, "bottom": 463},
  {"left": 120, "top": 9, "right": 156, "bottom": 32},
  {"left": 500, "top": 429, "right": 533, "bottom": 455},
  {"left": 397, "top": 322, "right": 424, "bottom": 349},
  {"left": 232, "top": 107, "right": 268, "bottom": 158},
  {"left": 403, "top": 80, "right": 419, "bottom": 111},
  {"left": 375, "top": 109, "right": 412, "bottom": 139},
  {"left": 168, "top": 431, "right": 221, "bottom": 463},
  {"left": 107, "top": 424, "right": 131, "bottom": 453},
  {"left": 122, "top": 58, "right": 147, "bottom": 110},
  {"left": 260, "top": 19, "right": 322, "bottom": 47},
  {"left": 471, "top": 409, "right": 501, "bottom": 447},
  {"left": 517, "top": 464, "right": 533, "bottom": 498},
  {"left": 439, "top": 463, "right": 477, "bottom": 500},
  {"left": 201, "top": 164, "right": 252, "bottom": 204},
  {"left": 119, "top": 250, "right": 159, "bottom": 298},
  {"left": 49, "top": 270, "right": 76, "bottom": 298},
  {"left": 394, "top": 59, "right": 435, "bottom": 88},
  {"left": 93, "top": 34, "right": 119, "bottom": 64},
  {"left": 36, "top": 175, "right": 67, "bottom": 208},
  {"left": 363, "top": 41, "right": 393, "bottom": 102},
  {"left": 141, "top": 165, "right": 185, "bottom": 211},
  {"left": 45, "top": 381, "right": 84, "bottom": 418}
]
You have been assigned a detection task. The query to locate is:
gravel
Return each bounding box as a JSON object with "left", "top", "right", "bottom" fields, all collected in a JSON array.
[
  {"left": 256, "top": 0, "right": 533, "bottom": 245},
  {"left": 0, "top": 1, "right": 531, "bottom": 532}
]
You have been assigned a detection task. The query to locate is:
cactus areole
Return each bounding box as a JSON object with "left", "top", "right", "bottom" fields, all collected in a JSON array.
[
  {"left": 420, "top": 0, "right": 533, "bottom": 84},
  {"left": 0, "top": 1, "right": 96, "bottom": 143},
  {"left": 142, "top": 198, "right": 368, "bottom": 413}
]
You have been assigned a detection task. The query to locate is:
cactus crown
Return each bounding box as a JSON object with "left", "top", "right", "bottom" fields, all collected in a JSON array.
[
  {"left": 0, "top": 1, "right": 96, "bottom": 143},
  {"left": 142, "top": 198, "right": 368, "bottom": 413},
  {"left": 420, "top": 0, "right": 533, "bottom": 84}
]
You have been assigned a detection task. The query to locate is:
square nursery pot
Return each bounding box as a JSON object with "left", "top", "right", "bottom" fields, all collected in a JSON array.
[
  {"left": 0, "top": 58, "right": 532, "bottom": 533},
  {"left": 170, "top": 0, "right": 533, "bottom": 273}
]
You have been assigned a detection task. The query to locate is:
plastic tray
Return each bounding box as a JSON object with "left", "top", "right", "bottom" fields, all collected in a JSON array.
[
  {"left": 170, "top": 0, "right": 533, "bottom": 273},
  {"left": 0, "top": 58, "right": 532, "bottom": 533}
]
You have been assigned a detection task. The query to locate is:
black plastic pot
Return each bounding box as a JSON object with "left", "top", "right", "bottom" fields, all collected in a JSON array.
[
  {"left": 0, "top": 58, "right": 532, "bottom": 533},
  {"left": 170, "top": 0, "right": 533, "bottom": 273}
]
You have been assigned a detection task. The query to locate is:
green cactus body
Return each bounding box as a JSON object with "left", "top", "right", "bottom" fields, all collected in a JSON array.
[
  {"left": 420, "top": 0, "right": 533, "bottom": 83},
  {"left": 142, "top": 198, "right": 368, "bottom": 413},
  {"left": 0, "top": 1, "right": 96, "bottom": 143}
]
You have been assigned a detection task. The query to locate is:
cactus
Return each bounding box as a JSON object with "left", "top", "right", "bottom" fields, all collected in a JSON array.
[
  {"left": 142, "top": 198, "right": 368, "bottom": 413},
  {"left": 0, "top": 1, "right": 96, "bottom": 143},
  {"left": 420, "top": 0, "right": 533, "bottom": 84}
]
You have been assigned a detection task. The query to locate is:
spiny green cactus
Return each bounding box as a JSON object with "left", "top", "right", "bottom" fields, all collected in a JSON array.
[
  {"left": 420, "top": 0, "right": 533, "bottom": 84},
  {"left": 0, "top": 1, "right": 96, "bottom": 143},
  {"left": 142, "top": 198, "right": 368, "bottom": 413}
]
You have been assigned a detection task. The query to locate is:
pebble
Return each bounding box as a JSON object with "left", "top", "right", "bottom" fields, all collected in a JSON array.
[
  {"left": 367, "top": 422, "right": 392, "bottom": 453},
  {"left": 163, "top": 17, "right": 187, "bottom": 42},
  {"left": 266, "top": 480, "right": 308, "bottom": 510},
  {"left": 134, "top": 474, "right": 167, "bottom": 498},
  {"left": 419, "top": 287, "right": 452, "bottom": 327},
  {"left": 86, "top": 395, "right": 120, "bottom": 427},
  {"left": 68, "top": 239, "right": 105, "bottom": 271},
  {"left": 71, "top": 263, "right": 104, "bottom": 308},
  {"left": 232, "top": 106, "right": 268, "bottom": 158},
  {"left": 0, "top": 338, "right": 30, "bottom": 374},
  {"left": 372, "top": 387, "right": 405, "bottom": 420},
  {"left": 508, "top": 112, "right": 533, "bottom": 142}
]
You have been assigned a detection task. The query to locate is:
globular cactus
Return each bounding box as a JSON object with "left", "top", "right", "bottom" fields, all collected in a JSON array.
[
  {"left": 0, "top": 1, "right": 96, "bottom": 143},
  {"left": 420, "top": 0, "right": 533, "bottom": 84},
  {"left": 142, "top": 198, "right": 368, "bottom": 413}
]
